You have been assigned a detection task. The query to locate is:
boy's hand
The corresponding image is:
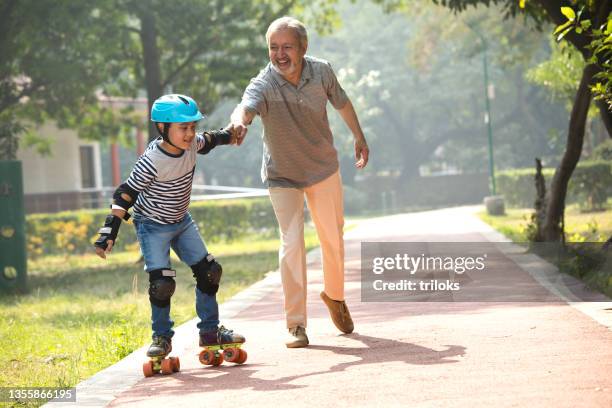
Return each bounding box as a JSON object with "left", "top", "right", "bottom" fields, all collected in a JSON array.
[
  {"left": 223, "top": 123, "right": 239, "bottom": 145},
  {"left": 94, "top": 214, "right": 122, "bottom": 258},
  {"left": 95, "top": 240, "right": 114, "bottom": 259}
]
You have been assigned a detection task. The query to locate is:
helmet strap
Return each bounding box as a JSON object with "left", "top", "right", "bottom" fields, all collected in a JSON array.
[{"left": 157, "top": 122, "right": 184, "bottom": 151}]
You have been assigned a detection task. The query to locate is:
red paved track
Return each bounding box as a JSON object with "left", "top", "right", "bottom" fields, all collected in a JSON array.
[{"left": 69, "top": 208, "right": 612, "bottom": 407}]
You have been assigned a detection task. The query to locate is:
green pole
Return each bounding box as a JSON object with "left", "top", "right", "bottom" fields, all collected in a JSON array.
[
  {"left": 0, "top": 160, "right": 27, "bottom": 293},
  {"left": 482, "top": 44, "right": 496, "bottom": 196}
]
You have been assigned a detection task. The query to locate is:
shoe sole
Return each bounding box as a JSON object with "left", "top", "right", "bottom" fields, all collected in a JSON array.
[{"left": 285, "top": 340, "right": 309, "bottom": 348}]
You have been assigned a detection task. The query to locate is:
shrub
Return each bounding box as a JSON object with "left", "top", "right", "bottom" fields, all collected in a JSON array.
[
  {"left": 592, "top": 139, "right": 612, "bottom": 161},
  {"left": 497, "top": 161, "right": 611, "bottom": 210},
  {"left": 571, "top": 161, "right": 612, "bottom": 211},
  {"left": 26, "top": 198, "right": 277, "bottom": 258}
]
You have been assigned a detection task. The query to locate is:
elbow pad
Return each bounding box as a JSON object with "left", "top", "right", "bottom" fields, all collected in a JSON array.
[{"left": 112, "top": 183, "right": 139, "bottom": 214}]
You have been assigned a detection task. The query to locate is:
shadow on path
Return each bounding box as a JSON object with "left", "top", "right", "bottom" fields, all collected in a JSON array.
[{"left": 114, "top": 334, "right": 466, "bottom": 404}]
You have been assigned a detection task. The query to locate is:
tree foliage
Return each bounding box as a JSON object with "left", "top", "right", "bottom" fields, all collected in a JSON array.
[
  {"left": 316, "top": 2, "right": 566, "bottom": 179},
  {"left": 0, "top": 0, "right": 124, "bottom": 159},
  {"left": 0, "top": 0, "right": 341, "bottom": 157},
  {"left": 552, "top": 2, "right": 612, "bottom": 110}
]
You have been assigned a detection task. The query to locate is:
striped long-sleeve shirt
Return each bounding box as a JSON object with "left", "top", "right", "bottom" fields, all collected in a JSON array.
[{"left": 126, "top": 131, "right": 230, "bottom": 224}]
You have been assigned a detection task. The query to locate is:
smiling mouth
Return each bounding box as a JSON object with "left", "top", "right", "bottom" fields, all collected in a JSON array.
[{"left": 276, "top": 59, "right": 290, "bottom": 67}]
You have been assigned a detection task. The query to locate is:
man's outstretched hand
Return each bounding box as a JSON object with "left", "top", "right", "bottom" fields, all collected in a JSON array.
[
  {"left": 355, "top": 137, "right": 369, "bottom": 169},
  {"left": 233, "top": 123, "right": 248, "bottom": 146},
  {"left": 224, "top": 122, "right": 247, "bottom": 146}
]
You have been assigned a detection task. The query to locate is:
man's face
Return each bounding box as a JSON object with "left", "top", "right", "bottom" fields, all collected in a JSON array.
[{"left": 268, "top": 28, "right": 306, "bottom": 78}]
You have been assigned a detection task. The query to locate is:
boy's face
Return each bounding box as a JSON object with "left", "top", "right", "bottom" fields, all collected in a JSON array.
[{"left": 160, "top": 121, "right": 197, "bottom": 151}]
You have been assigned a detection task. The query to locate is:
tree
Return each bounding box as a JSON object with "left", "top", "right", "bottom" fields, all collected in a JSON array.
[
  {"left": 0, "top": 0, "right": 124, "bottom": 160},
  {"left": 554, "top": 2, "right": 612, "bottom": 111},
  {"left": 1, "top": 0, "right": 340, "bottom": 158},
  {"left": 417, "top": 0, "right": 612, "bottom": 242},
  {"left": 77, "top": 0, "right": 342, "bottom": 142},
  {"left": 310, "top": 0, "right": 566, "bottom": 191},
  {"left": 104, "top": 0, "right": 303, "bottom": 141}
]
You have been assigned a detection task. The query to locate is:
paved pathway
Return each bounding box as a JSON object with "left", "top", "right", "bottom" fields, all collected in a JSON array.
[{"left": 48, "top": 207, "right": 612, "bottom": 407}]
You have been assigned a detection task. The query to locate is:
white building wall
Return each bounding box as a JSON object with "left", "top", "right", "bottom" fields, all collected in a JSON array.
[{"left": 16, "top": 123, "right": 101, "bottom": 194}]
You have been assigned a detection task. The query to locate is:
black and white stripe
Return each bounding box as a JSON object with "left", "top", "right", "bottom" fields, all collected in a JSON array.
[{"left": 125, "top": 134, "right": 212, "bottom": 224}]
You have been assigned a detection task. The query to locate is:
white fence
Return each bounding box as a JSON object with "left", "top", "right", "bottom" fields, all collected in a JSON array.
[{"left": 25, "top": 185, "right": 269, "bottom": 214}]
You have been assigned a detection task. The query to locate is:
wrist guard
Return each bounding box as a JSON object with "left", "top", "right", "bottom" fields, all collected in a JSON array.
[
  {"left": 94, "top": 214, "right": 122, "bottom": 250},
  {"left": 197, "top": 129, "right": 232, "bottom": 154}
]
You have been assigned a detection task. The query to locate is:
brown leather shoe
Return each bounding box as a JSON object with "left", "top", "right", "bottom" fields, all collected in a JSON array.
[
  {"left": 286, "top": 326, "right": 309, "bottom": 348},
  {"left": 320, "top": 291, "right": 354, "bottom": 334}
]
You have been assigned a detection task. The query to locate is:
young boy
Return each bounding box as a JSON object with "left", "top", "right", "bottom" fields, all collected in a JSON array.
[{"left": 94, "top": 93, "right": 244, "bottom": 360}]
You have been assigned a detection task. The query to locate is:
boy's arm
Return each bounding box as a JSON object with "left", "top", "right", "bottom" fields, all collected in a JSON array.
[
  {"left": 94, "top": 187, "right": 137, "bottom": 259},
  {"left": 94, "top": 158, "right": 155, "bottom": 259},
  {"left": 196, "top": 127, "right": 235, "bottom": 155},
  {"left": 94, "top": 209, "right": 127, "bottom": 259}
]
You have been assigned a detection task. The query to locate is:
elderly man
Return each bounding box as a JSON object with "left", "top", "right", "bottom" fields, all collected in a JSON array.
[{"left": 231, "top": 16, "right": 369, "bottom": 348}]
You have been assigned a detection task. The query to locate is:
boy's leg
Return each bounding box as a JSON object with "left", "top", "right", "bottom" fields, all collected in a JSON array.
[
  {"left": 268, "top": 187, "right": 307, "bottom": 329},
  {"left": 171, "top": 214, "right": 219, "bottom": 334},
  {"left": 135, "top": 217, "right": 177, "bottom": 340}
]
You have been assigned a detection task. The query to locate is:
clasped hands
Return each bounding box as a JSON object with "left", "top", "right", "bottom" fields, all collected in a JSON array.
[{"left": 223, "top": 122, "right": 248, "bottom": 146}]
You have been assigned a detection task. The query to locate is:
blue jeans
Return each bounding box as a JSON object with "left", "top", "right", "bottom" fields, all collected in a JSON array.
[{"left": 134, "top": 213, "right": 219, "bottom": 339}]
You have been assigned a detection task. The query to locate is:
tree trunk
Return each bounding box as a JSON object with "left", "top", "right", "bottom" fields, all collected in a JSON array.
[
  {"left": 542, "top": 64, "right": 597, "bottom": 242},
  {"left": 533, "top": 158, "right": 546, "bottom": 242},
  {"left": 136, "top": 6, "right": 163, "bottom": 142}
]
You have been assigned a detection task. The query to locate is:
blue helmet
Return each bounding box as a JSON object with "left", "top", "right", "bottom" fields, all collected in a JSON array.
[{"left": 150, "top": 94, "right": 204, "bottom": 123}]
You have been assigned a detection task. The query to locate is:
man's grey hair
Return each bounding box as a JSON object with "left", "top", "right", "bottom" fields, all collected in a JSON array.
[{"left": 265, "top": 16, "right": 308, "bottom": 49}]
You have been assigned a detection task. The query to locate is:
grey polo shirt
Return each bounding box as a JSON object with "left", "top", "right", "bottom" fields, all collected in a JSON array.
[{"left": 240, "top": 55, "right": 349, "bottom": 188}]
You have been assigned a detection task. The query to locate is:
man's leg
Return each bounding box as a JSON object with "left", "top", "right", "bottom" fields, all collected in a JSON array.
[
  {"left": 269, "top": 187, "right": 308, "bottom": 330},
  {"left": 305, "top": 171, "right": 354, "bottom": 334},
  {"left": 304, "top": 170, "right": 345, "bottom": 301}
]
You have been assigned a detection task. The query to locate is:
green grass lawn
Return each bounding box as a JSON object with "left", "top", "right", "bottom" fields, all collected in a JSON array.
[
  {"left": 478, "top": 203, "right": 612, "bottom": 243},
  {"left": 478, "top": 203, "right": 612, "bottom": 297},
  {"left": 0, "top": 228, "right": 319, "bottom": 406}
]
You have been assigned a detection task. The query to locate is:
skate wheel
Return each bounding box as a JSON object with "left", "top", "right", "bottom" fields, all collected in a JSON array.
[
  {"left": 199, "top": 349, "right": 216, "bottom": 365},
  {"left": 222, "top": 347, "right": 240, "bottom": 363},
  {"left": 212, "top": 354, "right": 223, "bottom": 366},
  {"left": 143, "top": 361, "right": 155, "bottom": 377},
  {"left": 236, "top": 349, "right": 247, "bottom": 364},
  {"left": 160, "top": 358, "right": 174, "bottom": 375},
  {"left": 170, "top": 356, "right": 180, "bottom": 372}
]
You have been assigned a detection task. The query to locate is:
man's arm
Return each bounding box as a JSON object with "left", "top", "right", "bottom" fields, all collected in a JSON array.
[
  {"left": 230, "top": 105, "right": 257, "bottom": 146},
  {"left": 337, "top": 100, "right": 369, "bottom": 168}
]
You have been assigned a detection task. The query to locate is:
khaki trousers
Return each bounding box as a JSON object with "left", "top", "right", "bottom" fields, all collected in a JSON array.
[{"left": 269, "top": 170, "right": 345, "bottom": 329}]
